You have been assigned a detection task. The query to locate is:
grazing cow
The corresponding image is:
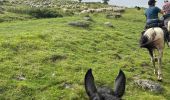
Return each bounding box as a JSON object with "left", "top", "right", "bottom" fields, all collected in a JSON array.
[
  {"left": 140, "top": 27, "right": 170, "bottom": 81},
  {"left": 84, "top": 69, "right": 126, "bottom": 100},
  {"left": 135, "top": 6, "right": 141, "bottom": 10}
]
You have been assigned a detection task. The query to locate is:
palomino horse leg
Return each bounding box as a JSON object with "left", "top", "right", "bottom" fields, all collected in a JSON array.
[
  {"left": 157, "top": 49, "right": 163, "bottom": 81},
  {"left": 148, "top": 48, "right": 156, "bottom": 74}
]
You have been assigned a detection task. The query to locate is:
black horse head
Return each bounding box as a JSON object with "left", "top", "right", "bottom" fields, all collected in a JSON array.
[{"left": 85, "top": 69, "right": 126, "bottom": 100}]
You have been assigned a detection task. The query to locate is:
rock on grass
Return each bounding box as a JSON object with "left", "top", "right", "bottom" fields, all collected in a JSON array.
[
  {"left": 106, "top": 13, "right": 122, "bottom": 19},
  {"left": 68, "top": 20, "right": 90, "bottom": 28},
  {"left": 134, "top": 79, "right": 163, "bottom": 93},
  {"left": 83, "top": 15, "right": 93, "bottom": 21},
  {"left": 104, "top": 22, "right": 114, "bottom": 28}
]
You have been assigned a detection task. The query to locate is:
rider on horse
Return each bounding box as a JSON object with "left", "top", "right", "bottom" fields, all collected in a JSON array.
[
  {"left": 162, "top": 0, "right": 170, "bottom": 27},
  {"left": 143, "top": 0, "right": 170, "bottom": 46},
  {"left": 162, "top": 0, "right": 170, "bottom": 19}
]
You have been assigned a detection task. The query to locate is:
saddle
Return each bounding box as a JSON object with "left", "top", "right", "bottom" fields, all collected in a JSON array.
[{"left": 145, "top": 22, "right": 163, "bottom": 29}]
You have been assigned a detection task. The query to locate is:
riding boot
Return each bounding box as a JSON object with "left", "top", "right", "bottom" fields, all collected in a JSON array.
[{"left": 162, "top": 26, "right": 170, "bottom": 47}]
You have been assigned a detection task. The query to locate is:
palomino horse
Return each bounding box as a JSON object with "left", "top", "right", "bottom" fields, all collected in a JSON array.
[
  {"left": 140, "top": 27, "right": 166, "bottom": 81},
  {"left": 84, "top": 69, "right": 126, "bottom": 100}
]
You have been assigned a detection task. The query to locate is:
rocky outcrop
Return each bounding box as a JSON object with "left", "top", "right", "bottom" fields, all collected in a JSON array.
[
  {"left": 106, "top": 13, "right": 122, "bottom": 19},
  {"left": 68, "top": 20, "right": 90, "bottom": 28},
  {"left": 134, "top": 79, "right": 163, "bottom": 93}
]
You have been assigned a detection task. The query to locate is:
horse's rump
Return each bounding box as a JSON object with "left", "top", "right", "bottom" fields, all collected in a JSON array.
[
  {"left": 140, "top": 35, "right": 155, "bottom": 48},
  {"left": 140, "top": 28, "right": 164, "bottom": 49}
]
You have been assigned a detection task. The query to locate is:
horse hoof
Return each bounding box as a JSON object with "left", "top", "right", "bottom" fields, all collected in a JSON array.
[
  {"left": 157, "top": 77, "right": 163, "bottom": 82},
  {"left": 157, "top": 79, "right": 163, "bottom": 82}
]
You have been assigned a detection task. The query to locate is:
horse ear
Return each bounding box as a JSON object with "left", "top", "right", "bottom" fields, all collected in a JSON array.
[
  {"left": 84, "top": 69, "right": 97, "bottom": 97},
  {"left": 113, "top": 69, "right": 126, "bottom": 98}
]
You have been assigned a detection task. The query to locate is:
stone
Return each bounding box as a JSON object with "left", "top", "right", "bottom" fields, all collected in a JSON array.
[
  {"left": 68, "top": 21, "right": 90, "bottom": 27},
  {"left": 104, "top": 22, "right": 114, "bottom": 28},
  {"left": 83, "top": 16, "right": 93, "bottom": 21},
  {"left": 134, "top": 79, "right": 163, "bottom": 93},
  {"left": 106, "top": 14, "right": 115, "bottom": 19},
  {"left": 114, "top": 13, "right": 122, "bottom": 18}
]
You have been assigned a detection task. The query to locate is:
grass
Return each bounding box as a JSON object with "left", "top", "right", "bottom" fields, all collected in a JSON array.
[{"left": 0, "top": 8, "right": 170, "bottom": 100}]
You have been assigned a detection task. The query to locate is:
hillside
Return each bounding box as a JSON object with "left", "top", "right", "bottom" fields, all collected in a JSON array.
[{"left": 0, "top": 1, "right": 170, "bottom": 100}]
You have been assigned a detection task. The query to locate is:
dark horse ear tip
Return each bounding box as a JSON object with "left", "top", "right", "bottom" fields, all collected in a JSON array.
[
  {"left": 119, "top": 69, "right": 123, "bottom": 73},
  {"left": 87, "top": 68, "right": 92, "bottom": 75},
  {"left": 119, "top": 69, "right": 125, "bottom": 76},
  {"left": 85, "top": 68, "right": 93, "bottom": 79},
  {"left": 88, "top": 68, "right": 92, "bottom": 72},
  {"left": 114, "top": 69, "right": 126, "bottom": 98},
  {"left": 120, "top": 69, "right": 126, "bottom": 79},
  {"left": 85, "top": 68, "right": 97, "bottom": 97}
]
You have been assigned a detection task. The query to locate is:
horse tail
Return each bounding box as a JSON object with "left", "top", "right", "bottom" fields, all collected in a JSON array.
[
  {"left": 140, "top": 34, "right": 159, "bottom": 48},
  {"left": 140, "top": 28, "right": 159, "bottom": 48},
  {"left": 140, "top": 35, "right": 150, "bottom": 48}
]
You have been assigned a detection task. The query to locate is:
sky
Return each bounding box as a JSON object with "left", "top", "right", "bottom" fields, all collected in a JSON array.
[{"left": 82, "top": 0, "right": 164, "bottom": 8}]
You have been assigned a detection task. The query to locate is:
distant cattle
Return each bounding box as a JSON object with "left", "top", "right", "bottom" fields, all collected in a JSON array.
[
  {"left": 135, "top": 6, "right": 141, "bottom": 10},
  {"left": 80, "top": 7, "right": 125, "bottom": 14}
]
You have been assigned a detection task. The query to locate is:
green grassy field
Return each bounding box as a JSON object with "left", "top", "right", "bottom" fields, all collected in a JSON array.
[{"left": 0, "top": 8, "right": 170, "bottom": 100}]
